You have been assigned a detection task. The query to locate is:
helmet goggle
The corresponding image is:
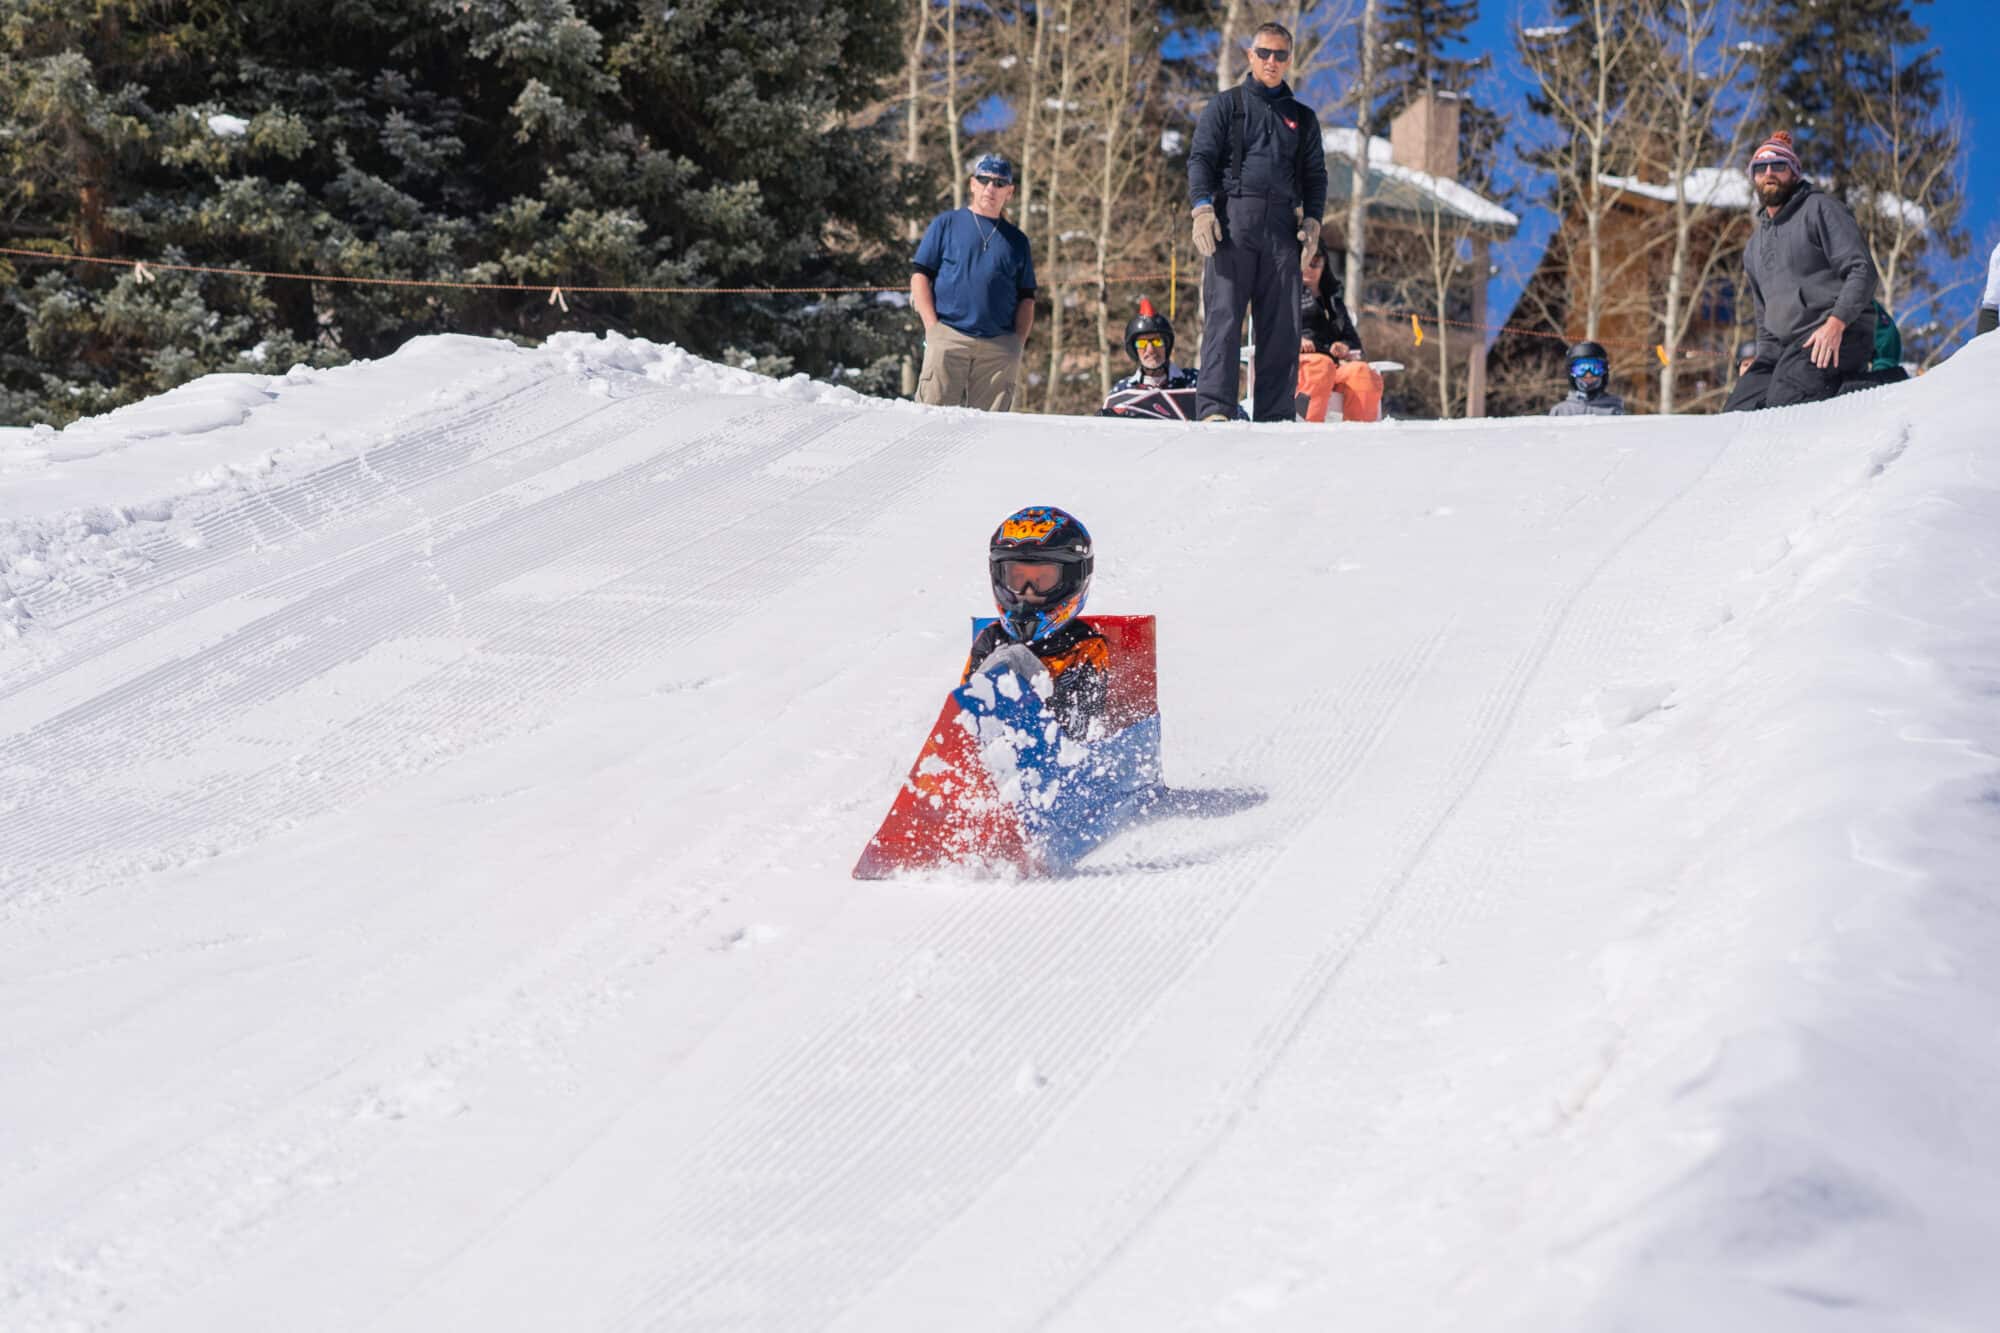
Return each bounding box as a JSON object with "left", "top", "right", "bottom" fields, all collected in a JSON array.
[
  {"left": 1132, "top": 335, "right": 1166, "bottom": 351},
  {"left": 1570, "top": 356, "right": 1607, "bottom": 382},
  {"left": 996, "top": 558, "right": 1067, "bottom": 598}
]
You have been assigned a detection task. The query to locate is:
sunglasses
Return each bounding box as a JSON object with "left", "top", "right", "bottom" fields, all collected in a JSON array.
[
  {"left": 1251, "top": 46, "right": 1291, "bottom": 62},
  {"left": 1133, "top": 336, "right": 1166, "bottom": 351},
  {"left": 1750, "top": 161, "right": 1793, "bottom": 177},
  {"left": 973, "top": 173, "right": 1012, "bottom": 188}
]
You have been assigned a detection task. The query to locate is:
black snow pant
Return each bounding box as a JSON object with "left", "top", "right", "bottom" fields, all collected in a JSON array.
[
  {"left": 1723, "top": 318, "right": 1872, "bottom": 413},
  {"left": 1196, "top": 195, "right": 1302, "bottom": 422}
]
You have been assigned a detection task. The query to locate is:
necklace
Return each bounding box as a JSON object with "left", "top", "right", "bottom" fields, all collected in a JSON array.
[{"left": 972, "top": 209, "right": 996, "bottom": 252}]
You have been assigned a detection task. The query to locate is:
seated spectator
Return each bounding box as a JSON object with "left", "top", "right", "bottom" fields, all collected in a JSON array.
[
  {"left": 1841, "top": 300, "right": 1911, "bottom": 392},
  {"left": 1100, "top": 298, "right": 1200, "bottom": 420},
  {"left": 1113, "top": 299, "right": 1195, "bottom": 392},
  {"left": 1296, "top": 246, "right": 1383, "bottom": 422},
  {"left": 1549, "top": 340, "right": 1626, "bottom": 416}
]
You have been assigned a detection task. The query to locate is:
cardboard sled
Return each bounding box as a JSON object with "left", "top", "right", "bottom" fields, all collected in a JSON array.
[
  {"left": 853, "top": 615, "right": 1162, "bottom": 879},
  {"left": 1099, "top": 385, "right": 1199, "bottom": 421}
]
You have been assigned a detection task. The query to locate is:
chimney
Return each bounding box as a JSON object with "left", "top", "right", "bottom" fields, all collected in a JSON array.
[{"left": 1390, "top": 92, "right": 1461, "bottom": 181}]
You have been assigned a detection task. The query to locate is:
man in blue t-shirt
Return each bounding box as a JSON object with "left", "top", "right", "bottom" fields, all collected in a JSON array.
[{"left": 912, "top": 153, "right": 1038, "bottom": 411}]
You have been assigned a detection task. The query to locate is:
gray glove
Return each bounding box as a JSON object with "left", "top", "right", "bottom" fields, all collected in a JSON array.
[
  {"left": 971, "top": 643, "right": 1053, "bottom": 703},
  {"left": 1297, "top": 214, "right": 1321, "bottom": 255},
  {"left": 1979, "top": 305, "right": 1998, "bottom": 336},
  {"left": 1191, "top": 205, "right": 1221, "bottom": 258}
]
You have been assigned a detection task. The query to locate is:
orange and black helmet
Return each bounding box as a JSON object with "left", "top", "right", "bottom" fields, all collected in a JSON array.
[{"left": 989, "top": 506, "right": 1093, "bottom": 644}]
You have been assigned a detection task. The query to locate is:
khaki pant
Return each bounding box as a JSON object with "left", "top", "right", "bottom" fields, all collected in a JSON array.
[{"left": 916, "top": 323, "right": 1023, "bottom": 411}]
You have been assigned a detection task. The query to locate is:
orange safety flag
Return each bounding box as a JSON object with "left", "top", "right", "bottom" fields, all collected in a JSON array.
[
  {"left": 1410, "top": 313, "right": 1424, "bottom": 346},
  {"left": 1655, "top": 343, "right": 1670, "bottom": 365}
]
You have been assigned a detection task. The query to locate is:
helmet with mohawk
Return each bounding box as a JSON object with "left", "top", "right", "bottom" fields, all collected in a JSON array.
[{"left": 1122, "top": 297, "right": 1175, "bottom": 364}]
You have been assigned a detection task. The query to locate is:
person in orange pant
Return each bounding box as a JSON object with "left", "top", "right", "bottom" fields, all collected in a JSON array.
[{"left": 1296, "top": 245, "right": 1383, "bottom": 422}]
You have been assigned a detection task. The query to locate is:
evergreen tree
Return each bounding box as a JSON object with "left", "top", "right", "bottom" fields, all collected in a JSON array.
[
  {"left": 0, "top": 0, "right": 922, "bottom": 426},
  {"left": 1370, "top": 0, "right": 1504, "bottom": 191}
]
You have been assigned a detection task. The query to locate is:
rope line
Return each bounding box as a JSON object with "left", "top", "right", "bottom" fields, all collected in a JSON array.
[
  {"left": 0, "top": 246, "right": 1169, "bottom": 296},
  {"left": 1, "top": 244, "right": 1730, "bottom": 361}
]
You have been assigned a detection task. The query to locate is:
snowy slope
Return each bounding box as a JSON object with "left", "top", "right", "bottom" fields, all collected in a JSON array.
[{"left": 4, "top": 333, "right": 1997, "bottom": 1331}]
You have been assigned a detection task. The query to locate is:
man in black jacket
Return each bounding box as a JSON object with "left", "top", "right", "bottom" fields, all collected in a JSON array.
[
  {"left": 1187, "top": 22, "right": 1327, "bottom": 423},
  {"left": 1724, "top": 130, "right": 1879, "bottom": 412}
]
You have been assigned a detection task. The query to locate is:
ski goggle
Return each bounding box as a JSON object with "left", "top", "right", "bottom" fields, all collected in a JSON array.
[
  {"left": 1133, "top": 336, "right": 1166, "bottom": 351},
  {"left": 1570, "top": 357, "right": 1608, "bottom": 380},
  {"left": 996, "top": 559, "right": 1067, "bottom": 596}
]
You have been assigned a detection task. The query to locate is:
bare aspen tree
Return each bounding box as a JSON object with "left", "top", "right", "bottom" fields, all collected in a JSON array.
[
  {"left": 1091, "top": 0, "right": 1145, "bottom": 398},
  {"left": 1345, "top": 0, "right": 1378, "bottom": 305},
  {"left": 904, "top": 0, "right": 927, "bottom": 242},
  {"left": 1040, "top": 0, "right": 1079, "bottom": 411},
  {"left": 1855, "top": 77, "right": 1965, "bottom": 323},
  {"left": 1517, "top": 0, "right": 1654, "bottom": 341},
  {"left": 1634, "top": 0, "right": 1757, "bottom": 414},
  {"left": 947, "top": 0, "right": 964, "bottom": 209},
  {"left": 1419, "top": 193, "right": 1462, "bottom": 416},
  {"left": 1016, "top": 2, "right": 1050, "bottom": 221},
  {"left": 1218, "top": 0, "right": 1246, "bottom": 91},
  {"left": 900, "top": 0, "right": 931, "bottom": 395}
]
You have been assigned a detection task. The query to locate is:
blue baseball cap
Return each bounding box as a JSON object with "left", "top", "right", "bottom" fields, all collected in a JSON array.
[{"left": 970, "top": 153, "right": 1015, "bottom": 184}]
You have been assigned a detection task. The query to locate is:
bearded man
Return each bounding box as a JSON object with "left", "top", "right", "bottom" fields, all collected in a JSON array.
[{"left": 1724, "top": 131, "right": 1880, "bottom": 412}]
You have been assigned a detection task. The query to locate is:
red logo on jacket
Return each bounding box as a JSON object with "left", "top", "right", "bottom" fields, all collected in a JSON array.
[{"left": 1283, "top": 117, "right": 1297, "bottom": 130}]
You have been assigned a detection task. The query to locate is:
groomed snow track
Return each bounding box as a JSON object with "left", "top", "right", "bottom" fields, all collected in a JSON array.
[{"left": 5, "top": 335, "right": 1998, "bottom": 1331}]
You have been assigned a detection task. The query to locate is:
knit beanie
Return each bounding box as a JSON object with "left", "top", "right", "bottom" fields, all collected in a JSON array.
[{"left": 1749, "top": 130, "right": 1803, "bottom": 175}]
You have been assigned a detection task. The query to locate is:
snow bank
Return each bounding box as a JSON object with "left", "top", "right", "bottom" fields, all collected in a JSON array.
[
  {"left": 3, "top": 331, "right": 1996, "bottom": 1330},
  {"left": 0, "top": 331, "right": 876, "bottom": 640}
]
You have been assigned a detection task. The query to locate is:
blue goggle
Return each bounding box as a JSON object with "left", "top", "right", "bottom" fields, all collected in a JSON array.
[{"left": 1570, "top": 357, "right": 1607, "bottom": 379}]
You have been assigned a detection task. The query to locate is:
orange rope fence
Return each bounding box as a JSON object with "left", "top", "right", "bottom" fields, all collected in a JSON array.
[
  {"left": 0, "top": 246, "right": 1169, "bottom": 297},
  {"left": 1, "top": 244, "right": 1730, "bottom": 363}
]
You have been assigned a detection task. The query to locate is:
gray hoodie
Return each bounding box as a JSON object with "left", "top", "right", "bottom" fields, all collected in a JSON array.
[
  {"left": 1744, "top": 180, "right": 1877, "bottom": 363},
  {"left": 1550, "top": 388, "right": 1627, "bottom": 417}
]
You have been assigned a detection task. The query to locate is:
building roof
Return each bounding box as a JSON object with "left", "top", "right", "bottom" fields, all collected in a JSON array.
[
  {"left": 1323, "top": 129, "right": 1519, "bottom": 238},
  {"left": 1596, "top": 170, "right": 1926, "bottom": 229}
]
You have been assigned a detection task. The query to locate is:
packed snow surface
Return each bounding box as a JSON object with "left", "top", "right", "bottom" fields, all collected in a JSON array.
[{"left": 4, "top": 331, "right": 1999, "bottom": 1331}]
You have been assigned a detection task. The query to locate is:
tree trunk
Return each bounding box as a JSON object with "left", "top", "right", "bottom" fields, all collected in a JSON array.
[
  {"left": 903, "top": 0, "right": 926, "bottom": 242},
  {"left": 1583, "top": 0, "right": 1612, "bottom": 341},
  {"left": 1431, "top": 210, "right": 1453, "bottom": 418},
  {"left": 947, "top": 0, "right": 963, "bottom": 209},
  {"left": 1218, "top": 0, "right": 1245, "bottom": 91},
  {"left": 1018, "top": 1, "right": 1047, "bottom": 220},
  {"left": 1041, "top": 0, "right": 1076, "bottom": 411},
  {"left": 1660, "top": 213, "right": 1689, "bottom": 414},
  {"left": 1345, "top": 0, "right": 1377, "bottom": 306},
  {"left": 1094, "top": 6, "right": 1132, "bottom": 400},
  {"left": 1468, "top": 236, "right": 1489, "bottom": 416}
]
